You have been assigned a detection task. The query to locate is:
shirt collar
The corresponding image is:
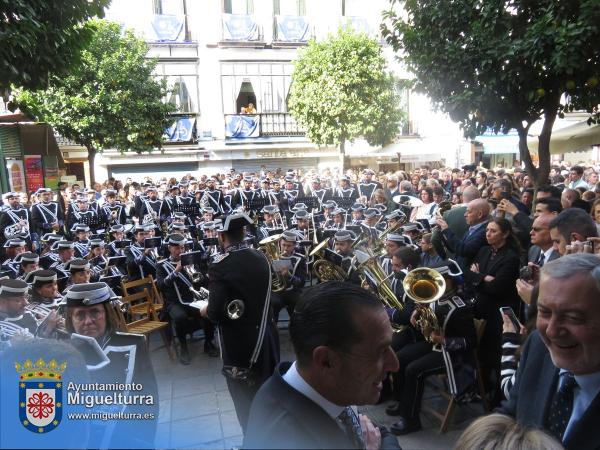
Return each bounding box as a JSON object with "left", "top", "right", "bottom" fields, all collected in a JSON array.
[
  {"left": 468, "top": 221, "right": 487, "bottom": 233},
  {"left": 282, "top": 361, "right": 345, "bottom": 420},
  {"left": 560, "top": 368, "right": 600, "bottom": 398}
]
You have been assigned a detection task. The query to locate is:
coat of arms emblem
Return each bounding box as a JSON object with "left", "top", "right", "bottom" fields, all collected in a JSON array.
[{"left": 15, "top": 358, "right": 67, "bottom": 434}]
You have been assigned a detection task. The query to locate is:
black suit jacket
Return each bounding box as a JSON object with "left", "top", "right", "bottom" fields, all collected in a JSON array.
[
  {"left": 244, "top": 362, "right": 401, "bottom": 450},
  {"left": 441, "top": 221, "right": 488, "bottom": 271},
  {"left": 497, "top": 332, "right": 600, "bottom": 450}
]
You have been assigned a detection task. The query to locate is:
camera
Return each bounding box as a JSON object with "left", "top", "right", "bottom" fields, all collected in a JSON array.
[{"left": 519, "top": 266, "right": 533, "bottom": 281}]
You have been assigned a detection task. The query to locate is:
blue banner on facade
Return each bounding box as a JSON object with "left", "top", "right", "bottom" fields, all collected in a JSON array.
[
  {"left": 164, "top": 117, "right": 195, "bottom": 142},
  {"left": 225, "top": 115, "right": 259, "bottom": 138},
  {"left": 149, "top": 14, "right": 184, "bottom": 42},
  {"left": 275, "top": 16, "right": 310, "bottom": 42},
  {"left": 222, "top": 14, "right": 259, "bottom": 41}
]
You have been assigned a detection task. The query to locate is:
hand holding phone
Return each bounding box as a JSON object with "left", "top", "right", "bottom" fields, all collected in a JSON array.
[{"left": 500, "top": 306, "right": 522, "bottom": 334}]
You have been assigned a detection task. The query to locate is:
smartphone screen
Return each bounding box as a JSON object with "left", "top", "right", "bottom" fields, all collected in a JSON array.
[{"left": 500, "top": 306, "right": 521, "bottom": 332}]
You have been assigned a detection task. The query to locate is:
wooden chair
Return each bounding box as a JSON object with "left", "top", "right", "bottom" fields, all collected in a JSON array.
[
  {"left": 121, "top": 276, "right": 164, "bottom": 318},
  {"left": 119, "top": 286, "right": 175, "bottom": 361},
  {"left": 421, "top": 318, "right": 490, "bottom": 433}
]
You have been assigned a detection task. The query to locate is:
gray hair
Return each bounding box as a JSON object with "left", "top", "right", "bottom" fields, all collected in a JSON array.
[{"left": 542, "top": 254, "right": 600, "bottom": 291}]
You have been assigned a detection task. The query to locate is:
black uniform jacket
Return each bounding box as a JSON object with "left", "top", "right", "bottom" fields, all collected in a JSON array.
[
  {"left": 244, "top": 361, "right": 401, "bottom": 450},
  {"left": 207, "top": 246, "right": 279, "bottom": 377}
]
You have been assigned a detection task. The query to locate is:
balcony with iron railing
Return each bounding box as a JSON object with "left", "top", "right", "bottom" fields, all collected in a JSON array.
[{"left": 224, "top": 112, "right": 305, "bottom": 139}]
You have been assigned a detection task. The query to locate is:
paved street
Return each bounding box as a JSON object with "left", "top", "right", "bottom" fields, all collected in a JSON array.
[{"left": 149, "top": 326, "right": 483, "bottom": 450}]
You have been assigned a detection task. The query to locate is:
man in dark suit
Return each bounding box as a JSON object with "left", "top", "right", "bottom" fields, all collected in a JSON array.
[
  {"left": 497, "top": 254, "right": 600, "bottom": 450},
  {"left": 527, "top": 214, "right": 560, "bottom": 266},
  {"left": 436, "top": 198, "right": 490, "bottom": 272},
  {"left": 431, "top": 185, "right": 480, "bottom": 259},
  {"left": 199, "top": 212, "right": 279, "bottom": 434},
  {"left": 244, "top": 282, "right": 401, "bottom": 450}
]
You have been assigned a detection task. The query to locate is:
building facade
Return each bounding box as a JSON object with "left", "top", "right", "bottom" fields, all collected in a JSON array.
[{"left": 90, "top": 0, "right": 466, "bottom": 181}]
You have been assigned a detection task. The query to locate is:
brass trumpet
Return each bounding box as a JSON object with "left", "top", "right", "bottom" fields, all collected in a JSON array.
[{"left": 402, "top": 268, "right": 446, "bottom": 343}]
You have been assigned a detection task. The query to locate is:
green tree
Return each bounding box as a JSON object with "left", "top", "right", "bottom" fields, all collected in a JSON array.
[
  {"left": 288, "top": 27, "right": 404, "bottom": 168},
  {"left": 1, "top": 0, "right": 110, "bottom": 90},
  {"left": 382, "top": 0, "right": 600, "bottom": 186},
  {"left": 17, "top": 20, "right": 175, "bottom": 183}
]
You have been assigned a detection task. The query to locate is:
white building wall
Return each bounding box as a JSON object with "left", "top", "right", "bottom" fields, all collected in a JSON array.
[{"left": 97, "top": 0, "right": 466, "bottom": 180}]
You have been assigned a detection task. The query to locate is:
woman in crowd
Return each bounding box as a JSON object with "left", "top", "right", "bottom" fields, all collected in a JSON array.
[
  {"left": 410, "top": 187, "right": 438, "bottom": 222},
  {"left": 467, "top": 217, "right": 521, "bottom": 406}
]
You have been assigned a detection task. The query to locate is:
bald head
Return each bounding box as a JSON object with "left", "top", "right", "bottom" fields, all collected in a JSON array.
[
  {"left": 461, "top": 185, "right": 481, "bottom": 203},
  {"left": 464, "top": 199, "right": 490, "bottom": 226}
]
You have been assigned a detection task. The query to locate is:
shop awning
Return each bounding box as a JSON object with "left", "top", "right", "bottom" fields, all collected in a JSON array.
[
  {"left": 527, "top": 120, "right": 600, "bottom": 154},
  {"left": 472, "top": 131, "right": 519, "bottom": 155},
  {"left": 380, "top": 138, "right": 443, "bottom": 162}
]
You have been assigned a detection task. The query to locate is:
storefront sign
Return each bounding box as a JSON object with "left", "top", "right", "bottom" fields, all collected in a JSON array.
[
  {"left": 43, "top": 155, "right": 59, "bottom": 190},
  {"left": 24, "top": 155, "right": 44, "bottom": 193},
  {"left": 6, "top": 159, "right": 25, "bottom": 192}
]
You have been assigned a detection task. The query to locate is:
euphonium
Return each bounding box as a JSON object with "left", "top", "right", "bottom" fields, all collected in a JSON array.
[
  {"left": 259, "top": 234, "right": 287, "bottom": 292},
  {"left": 309, "top": 238, "right": 347, "bottom": 282},
  {"left": 402, "top": 268, "right": 446, "bottom": 343},
  {"left": 354, "top": 250, "right": 406, "bottom": 332},
  {"left": 184, "top": 264, "right": 204, "bottom": 284}
]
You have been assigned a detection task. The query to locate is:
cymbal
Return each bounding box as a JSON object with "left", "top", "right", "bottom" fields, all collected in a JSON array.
[{"left": 259, "top": 233, "right": 282, "bottom": 245}]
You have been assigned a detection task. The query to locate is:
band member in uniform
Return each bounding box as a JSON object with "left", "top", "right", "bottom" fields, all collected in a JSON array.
[
  {"left": 64, "top": 258, "right": 94, "bottom": 291},
  {"left": 386, "top": 260, "right": 476, "bottom": 435},
  {"left": 1, "top": 238, "right": 27, "bottom": 278},
  {"left": 235, "top": 176, "right": 257, "bottom": 210},
  {"left": 101, "top": 189, "right": 128, "bottom": 226},
  {"left": 139, "top": 186, "right": 170, "bottom": 225},
  {"left": 199, "top": 212, "right": 280, "bottom": 433},
  {"left": 202, "top": 178, "right": 227, "bottom": 215},
  {"left": 49, "top": 240, "right": 75, "bottom": 279},
  {"left": 270, "top": 231, "right": 307, "bottom": 322},
  {"left": 25, "top": 269, "right": 63, "bottom": 306},
  {"left": 107, "top": 225, "right": 127, "bottom": 257},
  {"left": 333, "top": 230, "right": 360, "bottom": 283},
  {"left": 358, "top": 169, "right": 383, "bottom": 202},
  {"left": 156, "top": 233, "right": 218, "bottom": 365},
  {"left": 0, "top": 192, "right": 31, "bottom": 248},
  {"left": 71, "top": 224, "right": 92, "bottom": 258},
  {"left": 31, "top": 188, "right": 64, "bottom": 237},
  {"left": 125, "top": 225, "right": 158, "bottom": 280},
  {"left": 381, "top": 233, "right": 407, "bottom": 276},
  {"left": 258, "top": 205, "right": 282, "bottom": 241},
  {"left": 15, "top": 252, "right": 39, "bottom": 279},
  {"left": 67, "top": 196, "right": 101, "bottom": 233},
  {"left": 0, "top": 278, "right": 60, "bottom": 338},
  {"left": 350, "top": 203, "right": 366, "bottom": 225},
  {"left": 336, "top": 175, "right": 359, "bottom": 201},
  {"left": 64, "top": 282, "right": 158, "bottom": 448},
  {"left": 281, "top": 178, "right": 299, "bottom": 212}
]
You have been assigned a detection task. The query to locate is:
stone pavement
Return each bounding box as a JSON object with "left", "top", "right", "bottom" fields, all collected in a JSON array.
[{"left": 149, "top": 326, "right": 483, "bottom": 450}]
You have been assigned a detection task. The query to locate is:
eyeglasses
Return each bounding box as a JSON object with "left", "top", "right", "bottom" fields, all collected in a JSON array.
[{"left": 72, "top": 309, "right": 104, "bottom": 322}]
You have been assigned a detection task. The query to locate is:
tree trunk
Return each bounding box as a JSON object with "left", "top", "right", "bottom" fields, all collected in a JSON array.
[
  {"left": 87, "top": 146, "right": 96, "bottom": 187},
  {"left": 339, "top": 139, "right": 349, "bottom": 171},
  {"left": 517, "top": 108, "right": 557, "bottom": 188}
]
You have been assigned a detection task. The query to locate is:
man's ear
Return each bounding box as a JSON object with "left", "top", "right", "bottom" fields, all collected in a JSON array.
[
  {"left": 571, "top": 232, "right": 585, "bottom": 243},
  {"left": 312, "top": 346, "right": 338, "bottom": 370}
]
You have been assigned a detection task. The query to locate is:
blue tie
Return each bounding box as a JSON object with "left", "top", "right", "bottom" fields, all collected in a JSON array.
[
  {"left": 545, "top": 372, "right": 577, "bottom": 441},
  {"left": 338, "top": 407, "right": 364, "bottom": 449}
]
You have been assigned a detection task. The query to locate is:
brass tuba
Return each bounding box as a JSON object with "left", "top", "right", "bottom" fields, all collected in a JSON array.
[
  {"left": 402, "top": 268, "right": 446, "bottom": 343},
  {"left": 354, "top": 249, "right": 406, "bottom": 332},
  {"left": 310, "top": 238, "right": 347, "bottom": 282},
  {"left": 259, "top": 234, "right": 287, "bottom": 292}
]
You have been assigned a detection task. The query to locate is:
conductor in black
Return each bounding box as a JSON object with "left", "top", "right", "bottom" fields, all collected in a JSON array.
[{"left": 199, "top": 212, "right": 280, "bottom": 433}]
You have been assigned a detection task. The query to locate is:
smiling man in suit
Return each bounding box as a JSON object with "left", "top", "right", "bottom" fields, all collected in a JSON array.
[
  {"left": 244, "top": 282, "right": 401, "bottom": 450},
  {"left": 498, "top": 254, "right": 600, "bottom": 450}
]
